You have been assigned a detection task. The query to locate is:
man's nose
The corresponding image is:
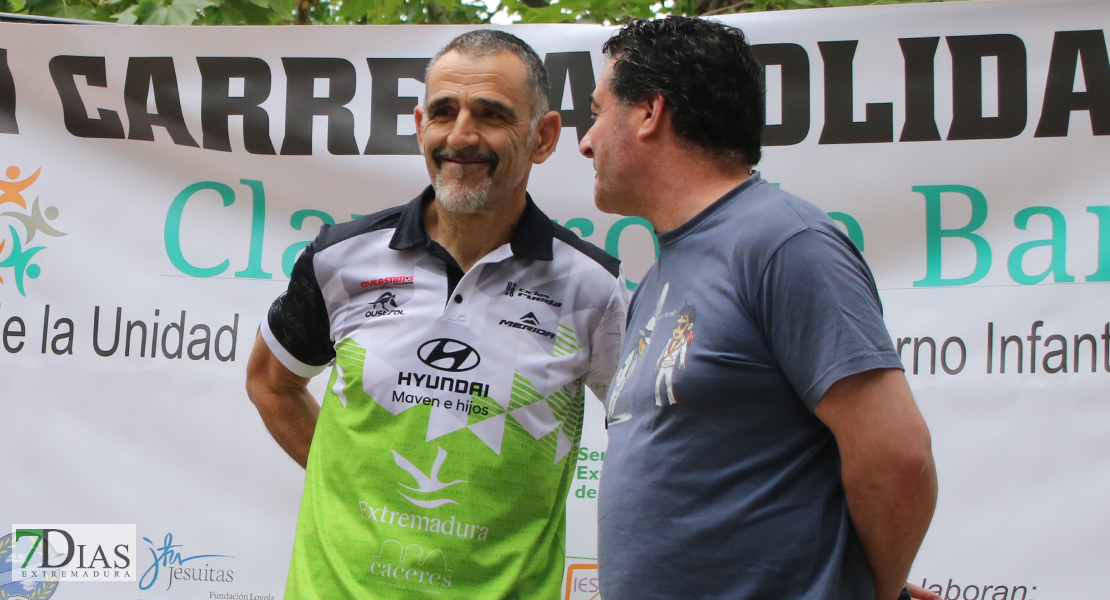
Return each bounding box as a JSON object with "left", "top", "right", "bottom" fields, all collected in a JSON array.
[
  {"left": 578, "top": 127, "right": 594, "bottom": 158},
  {"left": 447, "top": 110, "right": 480, "bottom": 149}
]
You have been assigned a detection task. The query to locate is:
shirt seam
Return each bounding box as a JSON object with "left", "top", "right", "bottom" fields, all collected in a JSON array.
[
  {"left": 658, "top": 176, "right": 762, "bottom": 247},
  {"left": 803, "top": 350, "right": 905, "bottom": 411}
]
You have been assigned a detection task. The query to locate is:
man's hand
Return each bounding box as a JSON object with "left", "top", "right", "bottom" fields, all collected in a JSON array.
[
  {"left": 245, "top": 332, "right": 320, "bottom": 468},
  {"left": 909, "top": 583, "right": 942, "bottom": 600},
  {"left": 814, "top": 368, "right": 938, "bottom": 600}
]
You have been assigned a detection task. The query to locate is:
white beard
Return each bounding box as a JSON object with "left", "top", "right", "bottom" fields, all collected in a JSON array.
[{"left": 433, "top": 170, "right": 493, "bottom": 214}]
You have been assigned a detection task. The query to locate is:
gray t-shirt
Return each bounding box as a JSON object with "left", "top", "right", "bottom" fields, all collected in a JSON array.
[{"left": 597, "top": 174, "right": 903, "bottom": 600}]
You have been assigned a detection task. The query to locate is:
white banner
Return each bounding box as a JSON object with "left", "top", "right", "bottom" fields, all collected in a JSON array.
[{"left": 1, "top": 1, "right": 1108, "bottom": 597}]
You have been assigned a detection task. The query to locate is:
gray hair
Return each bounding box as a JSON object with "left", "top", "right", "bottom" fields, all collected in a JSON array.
[{"left": 425, "top": 29, "right": 551, "bottom": 128}]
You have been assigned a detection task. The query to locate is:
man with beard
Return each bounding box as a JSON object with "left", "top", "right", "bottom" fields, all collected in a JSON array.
[
  {"left": 580, "top": 16, "right": 939, "bottom": 600},
  {"left": 246, "top": 30, "right": 625, "bottom": 600}
]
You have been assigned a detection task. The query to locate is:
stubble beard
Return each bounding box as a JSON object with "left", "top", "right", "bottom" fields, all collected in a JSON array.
[
  {"left": 593, "top": 127, "right": 635, "bottom": 216},
  {"left": 594, "top": 175, "right": 631, "bottom": 216}
]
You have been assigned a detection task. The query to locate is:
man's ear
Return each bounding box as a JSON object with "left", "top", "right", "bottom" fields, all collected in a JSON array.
[
  {"left": 635, "top": 92, "right": 668, "bottom": 141},
  {"left": 530, "top": 110, "right": 563, "bottom": 165},
  {"left": 414, "top": 105, "right": 426, "bottom": 156}
]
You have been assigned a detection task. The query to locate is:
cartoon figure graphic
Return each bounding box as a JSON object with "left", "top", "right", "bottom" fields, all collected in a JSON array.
[
  {"left": 0, "top": 224, "right": 45, "bottom": 296},
  {"left": 654, "top": 303, "right": 696, "bottom": 406},
  {"left": 3, "top": 197, "right": 67, "bottom": 243},
  {"left": 0, "top": 165, "right": 64, "bottom": 295},
  {"left": 607, "top": 283, "right": 669, "bottom": 423},
  {"left": 0, "top": 166, "right": 41, "bottom": 209}
]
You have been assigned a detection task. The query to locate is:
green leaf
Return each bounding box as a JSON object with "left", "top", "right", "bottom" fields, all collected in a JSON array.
[
  {"left": 262, "top": 0, "right": 291, "bottom": 18},
  {"left": 25, "top": 0, "right": 97, "bottom": 19},
  {"left": 136, "top": 0, "right": 214, "bottom": 23},
  {"left": 97, "top": 0, "right": 964, "bottom": 25},
  {"left": 200, "top": 0, "right": 279, "bottom": 23},
  {"left": 112, "top": 2, "right": 141, "bottom": 21},
  {"left": 335, "top": 0, "right": 372, "bottom": 19}
]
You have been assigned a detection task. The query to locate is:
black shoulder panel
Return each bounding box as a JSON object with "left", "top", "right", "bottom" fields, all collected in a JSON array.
[
  {"left": 315, "top": 205, "right": 405, "bottom": 252},
  {"left": 551, "top": 224, "right": 621, "bottom": 278},
  {"left": 267, "top": 241, "right": 335, "bottom": 368}
]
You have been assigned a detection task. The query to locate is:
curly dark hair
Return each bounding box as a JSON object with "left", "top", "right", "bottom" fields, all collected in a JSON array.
[{"left": 602, "top": 16, "right": 764, "bottom": 165}]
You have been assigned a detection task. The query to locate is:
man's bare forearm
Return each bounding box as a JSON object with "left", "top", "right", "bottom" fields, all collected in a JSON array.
[
  {"left": 842, "top": 433, "right": 938, "bottom": 600},
  {"left": 246, "top": 332, "right": 320, "bottom": 468},
  {"left": 815, "top": 368, "right": 938, "bottom": 600}
]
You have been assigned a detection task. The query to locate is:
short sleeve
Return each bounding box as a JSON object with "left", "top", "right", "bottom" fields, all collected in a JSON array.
[
  {"left": 260, "top": 241, "right": 334, "bottom": 378},
  {"left": 586, "top": 270, "right": 629, "bottom": 400},
  {"left": 756, "top": 228, "right": 902, "bottom": 410}
]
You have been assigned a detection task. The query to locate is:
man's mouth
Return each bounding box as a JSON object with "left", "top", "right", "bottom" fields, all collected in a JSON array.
[{"left": 433, "top": 148, "right": 500, "bottom": 177}]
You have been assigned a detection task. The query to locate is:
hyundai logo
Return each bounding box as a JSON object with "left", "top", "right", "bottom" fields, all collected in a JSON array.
[{"left": 417, "top": 338, "right": 481, "bottom": 372}]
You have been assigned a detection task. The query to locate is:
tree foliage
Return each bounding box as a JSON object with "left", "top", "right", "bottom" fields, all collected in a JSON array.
[{"left": 1, "top": 0, "right": 958, "bottom": 27}]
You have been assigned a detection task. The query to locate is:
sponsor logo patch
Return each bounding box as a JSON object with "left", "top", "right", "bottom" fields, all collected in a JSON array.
[
  {"left": 11, "top": 524, "right": 135, "bottom": 585},
  {"left": 498, "top": 314, "right": 556, "bottom": 339},
  {"left": 504, "top": 281, "right": 562, "bottom": 307},
  {"left": 360, "top": 276, "right": 414, "bottom": 288},
  {"left": 138, "top": 532, "right": 234, "bottom": 592},
  {"left": 417, "top": 339, "right": 480, "bottom": 372},
  {"left": 519, "top": 312, "right": 540, "bottom": 326},
  {"left": 366, "top": 291, "right": 405, "bottom": 318}
]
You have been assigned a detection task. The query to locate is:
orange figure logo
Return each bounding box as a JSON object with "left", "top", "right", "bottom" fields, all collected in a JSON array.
[{"left": 0, "top": 165, "right": 41, "bottom": 209}]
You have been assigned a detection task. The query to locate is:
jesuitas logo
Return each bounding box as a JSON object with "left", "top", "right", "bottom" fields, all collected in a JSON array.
[
  {"left": 138, "top": 532, "right": 234, "bottom": 592},
  {"left": 11, "top": 524, "right": 135, "bottom": 583}
]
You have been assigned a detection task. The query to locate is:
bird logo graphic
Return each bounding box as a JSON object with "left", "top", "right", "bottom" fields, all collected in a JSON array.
[{"left": 391, "top": 447, "right": 466, "bottom": 509}]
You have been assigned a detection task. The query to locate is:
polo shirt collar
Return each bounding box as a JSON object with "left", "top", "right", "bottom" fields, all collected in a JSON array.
[{"left": 388, "top": 185, "right": 554, "bottom": 262}]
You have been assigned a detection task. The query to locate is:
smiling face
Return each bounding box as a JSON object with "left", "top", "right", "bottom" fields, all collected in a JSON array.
[{"left": 416, "top": 50, "right": 540, "bottom": 215}]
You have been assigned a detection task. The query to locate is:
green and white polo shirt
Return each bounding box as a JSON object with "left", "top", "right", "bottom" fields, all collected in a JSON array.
[{"left": 261, "top": 186, "right": 626, "bottom": 599}]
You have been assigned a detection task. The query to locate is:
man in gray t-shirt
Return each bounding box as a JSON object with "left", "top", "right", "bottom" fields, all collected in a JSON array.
[{"left": 578, "top": 17, "right": 940, "bottom": 600}]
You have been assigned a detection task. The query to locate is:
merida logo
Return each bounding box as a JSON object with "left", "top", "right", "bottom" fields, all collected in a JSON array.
[{"left": 498, "top": 314, "right": 556, "bottom": 339}]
